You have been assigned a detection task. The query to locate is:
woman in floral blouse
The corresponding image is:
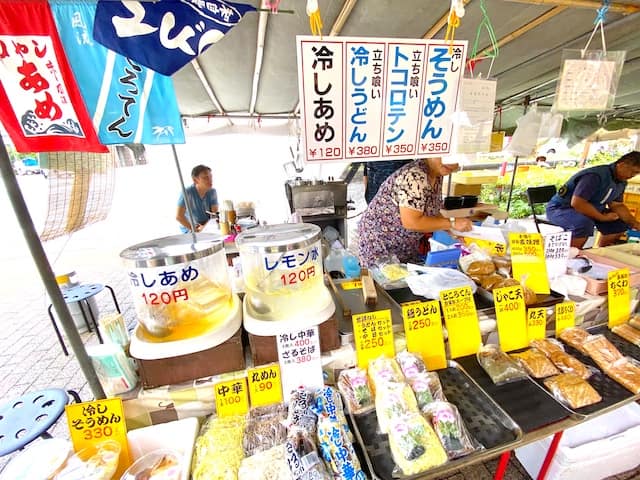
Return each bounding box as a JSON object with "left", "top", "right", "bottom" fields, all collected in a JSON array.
[{"left": 357, "top": 158, "right": 473, "bottom": 268}]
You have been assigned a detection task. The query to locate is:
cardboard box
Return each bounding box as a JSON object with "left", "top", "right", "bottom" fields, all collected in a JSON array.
[
  {"left": 248, "top": 314, "right": 340, "bottom": 366},
  {"left": 135, "top": 328, "right": 245, "bottom": 388}
]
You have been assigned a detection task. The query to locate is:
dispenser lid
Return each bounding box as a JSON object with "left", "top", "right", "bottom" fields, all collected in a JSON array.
[
  {"left": 120, "top": 233, "right": 223, "bottom": 268},
  {"left": 235, "top": 223, "right": 321, "bottom": 253}
]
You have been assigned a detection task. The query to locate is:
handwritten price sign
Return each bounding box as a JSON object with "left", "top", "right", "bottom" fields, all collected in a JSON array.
[
  {"left": 555, "top": 301, "right": 575, "bottom": 336},
  {"left": 402, "top": 300, "right": 446, "bottom": 370},
  {"left": 509, "top": 232, "right": 550, "bottom": 294},
  {"left": 440, "top": 286, "right": 481, "bottom": 358},
  {"left": 527, "top": 307, "right": 547, "bottom": 341},
  {"left": 608, "top": 269, "right": 630, "bottom": 328},
  {"left": 352, "top": 309, "right": 394, "bottom": 368},
  {"left": 493, "top": 285, "right": 528, "bottom": 352},
  {"left": 248, "top": 364, "right": 282, "bottom": 407},
  {"left": 215, "top": 377, "right": 249, "bottom": 417}
]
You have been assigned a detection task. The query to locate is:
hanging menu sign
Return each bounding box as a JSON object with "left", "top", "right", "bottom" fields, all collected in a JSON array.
[
  {"left": 440, "top": 286, "right": 481, "bottom": 358},
  {"left": 608, "top": 269, "right": 630, "bottom": 328},
  {"left": 297, "top": 36, "right": 467, "bottom": 162},
  {"left": 402, "top": 300, "right": 447, "bottom": 370},
  {"left": 455, "top": 78, "right": 497, "bottom": 154},
  {"left": 277, "top": 326, "right": 324, "bottom": 401},
  {"left": 555, "top": 58, "right": 616, "bottom": 111},
  {"left": 509, "top": 232, "right": 550, "bottom": 294}
]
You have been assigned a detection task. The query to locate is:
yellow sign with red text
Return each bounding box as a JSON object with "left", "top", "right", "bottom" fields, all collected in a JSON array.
[{"left": 527, "top": 307, "right": 547, "bottom": 341}]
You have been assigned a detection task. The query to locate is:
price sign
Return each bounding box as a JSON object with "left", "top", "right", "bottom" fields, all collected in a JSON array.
[
  {"left": 608, "top": 269, "right": 630, "bottom": 328},
  {"left": 215, "top": 377, "right": 249, "bottom": 417},
  {"left": 509, "top": 232, "right": 550, "bottom": 294},
  {"left": 66, "top": 398, "right": 131, "bottom": 478},
  {"left": 342, "top": 280, "right": 362, "bottom": 290},
  {"left": 544, "top": 232, "right": 571, "bottom": 279},
  {"left": 462, "top": 237, "right": 507, "bottom": 256},
  {"left": 248, "top": 364, "right": 283, "bottom": 408},
  {"left": 402, "top": 300, "right": 447, "bottom": 370},
  {"left": 555, "top": 301, "right": 575, "bottom": 336},
  {"left": 440, "top": 286, "right": 481, "bottom": 358},
  {"left": 493, "top": 285, "right": 528, "bottom": 352},
  {"left": 527, "top": 307, "right": 547, "bottom": 341},
  {"left": 277, "top": 326, "right": 324, "bottom": 401},
  {"left": 352, "top": 309, "right": 394, "bottom": 369}
]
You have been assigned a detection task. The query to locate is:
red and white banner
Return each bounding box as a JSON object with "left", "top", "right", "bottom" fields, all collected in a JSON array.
[{"left": 0, "top": 0, "right": 106, "bottom": 152}]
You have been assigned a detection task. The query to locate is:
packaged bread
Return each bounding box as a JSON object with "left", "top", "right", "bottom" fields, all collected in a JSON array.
[
  {"left": 477, "top": 344, "right": 528, "bottom": 385},
  {"left": 511, "top": 348, "right": 559, "bottom": 378},
  {"left": 558, "top": 327, "right": 591, "bottom": 354},
  {"left": 629, "top": 315, "right": 640, "bottom": 330},
  {"left": 612, "top": 323, "right": 640, "bottom": 347},
  {"left": 606, "top": 359, "right": 640, "bottom": 394},
  {"left": 530, "top": 338, "right": 564, "bottom": 357},
  {"left": 543, "top": 373, "right": 602, "bottom": 409},
  {"left": 549, "top": 351, "right": 592, "bottom": 379},
  {"left": 582, "top": 335, "right": 624, "bottom": 370},
  {"left": 466, "top": 260, "right": 495, "bottom": 276}
]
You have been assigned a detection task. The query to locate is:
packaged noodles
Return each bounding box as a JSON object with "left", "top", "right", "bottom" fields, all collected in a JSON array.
[
  {"left": 316, "top": 414, "right": 366, "bottom": 479},
  {"left": 409, "top": 372, "right": 446, "bottom": 409},
  {"left": 337, "top": 368, "right": 374, "bottom": 414},
  {"left": 396, "top": 350, "right": 428, "bottom": 380},
  {"left": 375, "top": 381, "right": 419, "bottom": 434},
  {"left": 368, "top": 356, "right": 404, "bottom": 393},
  {"left": 192, "top": 415, "right": 246, "bottom": 480},
  {"left": 423, "top": 401, "right": 480, "bottom": 459},
  {"left": 286, "top": 387, "right": 317, "bottom": 435},
  {"left": 243, "top": 403, "right": 288, "bottom": 457},
  {"left": 238, "top": 444, "right": 292, "bottom": 480},
  {"left": 284, "top": 430, "right": 332, "bottom": 480}
]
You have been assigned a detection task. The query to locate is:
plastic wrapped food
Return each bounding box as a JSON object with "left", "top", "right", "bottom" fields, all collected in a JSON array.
[
  {"left": 479, "top": 273, "right": 505, "bottom": 291},
  {"left": 558, "top": 327, "right": 591, "bottom": 354},
  {"left": 238, "top": 444, "right": 292, "bottom": 480},
  {"left": 477, "top": 344, "right": 528, "bottom": 385},
  {"left": 529, "top": 338, "right": 564, "bottom": 357},
  {"left": 511, "top": 348, "right": 560, "bottom": 378},
  {"left": 284, "top": 430, "right": 332, "bottom": 480},
  {"left": 120, "top": 449, "right": 181, "bottom": 480},
  {"left": 337, "top": 368, "right": 374, "bottom": 414},
  {"left": 192, "top": 414, "right": 246, "bottom": 480},
  {"left": 286, "top": 387, "right": 318, "bottom": 435},
  {"left": 387, "top": 413, "right": 448, "bottom": 475},
  {"left": 54, "top": 440, "right": 121, "bottom": 480},
  {"left": 375, "top": 381, "right": 419, "bottom": 434},
  {"left": 549, "top": 350, "right": 592, "bottom": 379},
  {"left": 629, "top": 315, "right": 640, "bottom": 330},
  {"left": 409, "top": 372, "right": 446, "bottom": 409},
  {"left": 466, "top": 260, "right": 495, "bottom": 276},
  {"left": 606, "top": 358, "right": 640, "bottom": 394},
  {"left": 543, "top": 373, "right": 602, "bottom": 409},
  {"left": 243, "top": 403, "right": 288, "bottom": 457},
  {"left": 423, "top": 401, "right": 480, "bottom": 459},
  {"left": 367, "top": 356, "right": 404, "bottom": 393},
  {"left": 316, "top": 414, "right": 366, "bottom": 479},
  {"left": 612, "top": 323, "right": 640, "bottom": 347},
  {"left": 582, "top": 335, "right": 624, "bottom": 370},
  {"left": 396, "top": 350, "right": 427, "bottom": 379},
  {"left": 312, "top": 386, "right": 352, "bottom": 443}
]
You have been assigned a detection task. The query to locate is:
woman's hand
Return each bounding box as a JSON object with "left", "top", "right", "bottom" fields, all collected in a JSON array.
[{"left": 453, "top": 218, "right": 473, "bottom": 232}]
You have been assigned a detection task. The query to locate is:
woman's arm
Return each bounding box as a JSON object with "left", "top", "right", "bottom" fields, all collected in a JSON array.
[{"left": 399, "top": 206, "right": 472, "bottom": 233}]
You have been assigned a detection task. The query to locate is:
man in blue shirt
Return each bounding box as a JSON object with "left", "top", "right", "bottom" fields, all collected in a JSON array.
[
  {"left": 176, "top": 165, "right": 218, "bottom": 233},
  {"left": 546, "top": 151, "right": 640, "bottom": 248}
]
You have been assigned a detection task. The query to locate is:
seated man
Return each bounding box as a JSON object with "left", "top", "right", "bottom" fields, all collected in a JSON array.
[{"left": 546, "top": 151, "right": 640, "bottom": 248}]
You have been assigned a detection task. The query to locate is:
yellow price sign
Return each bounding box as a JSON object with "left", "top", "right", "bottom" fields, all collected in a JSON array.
[
  {"left": 215, "top": 377, "right": 249, "bottom": 417},
  {"left": 342, "top": 280, "right": 362, "bottom": 290},
  {"left": 493, "top": 285, "right": 528, "bottom": 352},
  {"left": 439, "top": 286, "right": 481, "bottom": 358},
  {"left": 248, "top": 364, "right": 283, "bottom": 408},
  {"left": 555, "top": 301, "right": 575, "bottom": 336},
  {"left": 527, "top": 307, "right": 547, "bottom": 341},
  {"left": 608, "top": 269, "right": 630, "bottom": 328},
  {"left": 66, "top": 398, "right": 131, "bottom": 479},
  {"left": 509, "top": 232, "right": 550, "bottom": 294},
  {"left": 352, "top": 309, "right": 394, "bottom": 369},
  {"left": 463, "top": 237, "right": 507, "bottom": 256},
  {"left": 402, "top": 300, "right": 447, "bottom": 370}
]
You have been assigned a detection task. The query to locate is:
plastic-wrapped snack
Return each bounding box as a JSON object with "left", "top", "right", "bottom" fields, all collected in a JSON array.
[
  {"left": 388, "top": 412, "right": 448, "bottom": 475},
  {"left": 286, "top": 387, "right": 318, "bottom": 435},
  {"left": 243, "top": 403, "right": 288, "bottom": 457},
  {"left": 477, "top": 344, "right": 528, "bottom": 385},
  {"left": 558, "top": 327, "right": 591, "bottom": 354},
  {"left": 396, "top": 350, "right": 427, "bottom": 380},
  {"left": 511, "top": 348, "right": 559, "bottom": 378},
  {"left": 375, "top": 381, "right": 419, "bottom": 434},
  {"left": 368, "top": 355, "right": 404, "bottom": 393},
  {"left": 238, "top": 444, "right": 292, "bottom": 480},
  {"left": 530, "top": 338, "right": 564, "bottom": 357},
  {"left": 543, "top": 373, "right": 602, "bottom": 409},
  {"left": 312, "top": 386, "right": 352, "bottom": 443},
  {"left": 582, "top": 335, "right": 624, "bottom": 370},
  {"left": 192, "top": 414, "right": 246, "bottom": 480},
  {"left": 337, "top": 368, "right": 374, "bottom": 414},
  {"left": 612, "top": 323, "right": 640, "bottom": 347},
  {"left": 284, "top": 430, "right": 332, "bottom": 480},
  {"left": 629, "top": 315, "right": 640, "bottom": 330},
  {"left": 408, "top": 371, "right": 446, "bottom": 409},
  {"left": 549, "top": 350, "right": 592, "bottom": 379},
  {"left": 316, "top": 413, "right": 366, "bottom": 479},
  {"left": 606, "top": 358, "right": 640, "bottom": 394},
  {"left": 423, "top": 401, "right": 480, "bottom": 459}
]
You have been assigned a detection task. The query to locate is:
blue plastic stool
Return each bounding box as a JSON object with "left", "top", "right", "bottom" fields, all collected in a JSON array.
[
  {"left": 0, "top": 388, "right": 80, "bottom": 456},
  {"left": 47, "top": 283, "right": 121, "bottom": 356}
]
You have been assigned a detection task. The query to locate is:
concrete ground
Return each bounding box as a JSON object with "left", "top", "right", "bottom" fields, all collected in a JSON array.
[{"left": 0, "top": 158, "right": 638, "bottom": 479}]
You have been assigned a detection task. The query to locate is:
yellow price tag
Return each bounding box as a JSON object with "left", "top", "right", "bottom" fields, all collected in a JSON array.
[
  {"left": 440, "top": 286, "right": 481, "bottom": 358},
  {"left": 493, "top": 285, "right": 528, "bottom": 352},
  {"left": 509, "top": 232, "right": 550, "bottom": 294},
  {"left": 66, "top": 398, "right": 131, "bottom": 479},
  {"left": 402, "top": 300, "right": 447, "bottom": 370},
  {"left": 248, "top": 364, "right": 283, "bottom": 408},
  {"left": 342, "top": 280, "right": 362, "bottom": 290},
  {"left": 527, "top": 307, "right": 547, "bottom": 341},
  {"left": 555, "top": 301, "right": 575, "bottom": 336},
  {"left": 608, "top": 269, "right": 630, "bottom": 328},
  {"left": 215, "top": 377, "right": 249, "bottom": 417},
  {"left": 352, "top": 309, "right": 394, "bottom": 369},
  {"left": 463, "top": 237, "right": 507, "bottom": 256}
]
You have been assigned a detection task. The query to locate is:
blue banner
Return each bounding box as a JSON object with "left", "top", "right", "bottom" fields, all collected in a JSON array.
[
  {"left": 51, "top": 1, "right": 185, "bottom": 145},
  {"left": 93, "top": 0, "right": 256, "bottom": 76}
]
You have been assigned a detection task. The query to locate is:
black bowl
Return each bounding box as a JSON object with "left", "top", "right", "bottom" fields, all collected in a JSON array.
[
  {"left": 460, "top": 195, "right": 478, "bottom": 208},
  {"left": 444, "top": 196, "right": 463, "bottom": 210}
]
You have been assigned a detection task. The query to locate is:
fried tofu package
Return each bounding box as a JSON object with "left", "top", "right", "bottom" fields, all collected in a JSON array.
[
  {"left": 423, "top": 401, "right": 481, "bottom": 459},
  {"left": 511, "top": 348, "right": 560, "bottom": 378},
  {"left": 543, "top": 373, "right": 602, "bottom": 409}
]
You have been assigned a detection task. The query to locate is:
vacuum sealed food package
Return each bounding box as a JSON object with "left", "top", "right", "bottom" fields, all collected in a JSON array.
[
  {"left": 388, "top": 412, "right": 448, "bottom": 475},
  {"left": 243, "top": 403, "right": 288, "bottom": 457},
  {"left": 312, "top": 387, "right": 352, "bottom": 442},
  {"left": 549, "top": 350, "right": 593, "bottom": 379},
  {"left": 284, "top": 430, "right": 332, "bottom": 480},
  {"left": 316, "top": 413, "right": 366, "bottom": 479},
  {"left": 192, "top": 414, "right": 246, "bottom": 480},
  {"left": 558, "top": 326, "right": 591, "bottom": 354},
  {"left": 582, "top": 335, "right": 624, "bottom": 370},
  {"left": 286, "top": 387, "right": 318, "bottom": 435},
  {"left": 629, "top": 315, "right": 640, "bottom": 330},
  {"left": 423, "top": 401, "right": 481, "bottom": 459},
  {"left": 375, "top": 381, "right": 419, "bottom": 434},
  {"left": 238, "top": 444, "right": 292, "bottom": 480},
  {"left": 606, "top": 358, "right": 640, "bottom": 394},
  {"left": 529, "top": 338, "right": 564, "bottom": 357},
  {"left": 396, "top": 350, "right": 427, "bottom": 379},
  {"left": 367, "top": 355, "right": 404, "bottom": 392},
  {"left": 543, "top": 373, "right": 602, "bottom": 409},
  {"left": 409, "top": 371, "right": 446, "bottom": 409},
  {"left": 477, "top": 344, "right": 528, "bottom": 385},
  {"left": 612, "top": 323, "right": 640, "bottom": 347},
  {"left": 511, "top": 348, "right": 560, "bottom": 378},
  {"left": 337, "top": 367, "right": 374, "bottom": 414}
]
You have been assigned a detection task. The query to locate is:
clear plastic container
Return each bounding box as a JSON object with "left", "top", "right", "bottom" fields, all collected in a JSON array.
[
  {"left": 120, "top": 449, "right": 182, "bottom": 480},
  {"left": 236, "top": 223, "right": 331, "bottom": 320},
  {"left": 55, "top": 440, "right": 121, "bottom": 480},
  {"left": 120, "top": 234, "right": 233, "bottom": 342}
]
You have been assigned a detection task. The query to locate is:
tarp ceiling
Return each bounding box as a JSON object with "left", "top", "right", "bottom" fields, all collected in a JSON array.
[{"left": 171, "top": 0, "right": 640, "bottom": 139}]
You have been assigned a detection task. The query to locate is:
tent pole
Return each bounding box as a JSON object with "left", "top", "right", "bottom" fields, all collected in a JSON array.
[
  {"left": 0, "top": 139, "right": 105, "bottom": 399},
  {"left": 505, "top": 96, "right": 531, "bottom": 214},
  {"left": 171, "top": 144, "right": 197, "bottom": 242}
]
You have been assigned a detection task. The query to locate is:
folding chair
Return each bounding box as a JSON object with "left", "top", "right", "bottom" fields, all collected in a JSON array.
[{"left": 526, "top": 185, "right": 558, "bottom": 234}]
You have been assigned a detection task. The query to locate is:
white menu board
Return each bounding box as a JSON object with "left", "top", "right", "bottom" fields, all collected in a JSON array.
[
  {"left": 276, "top": 325, "right": 324, "bottom": 401},
  {"left": 455, "top": 78, "right": 497, "bottom": 154},
  {"left": 555, "top": 59, "right": 615, "bottom": 111}
]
